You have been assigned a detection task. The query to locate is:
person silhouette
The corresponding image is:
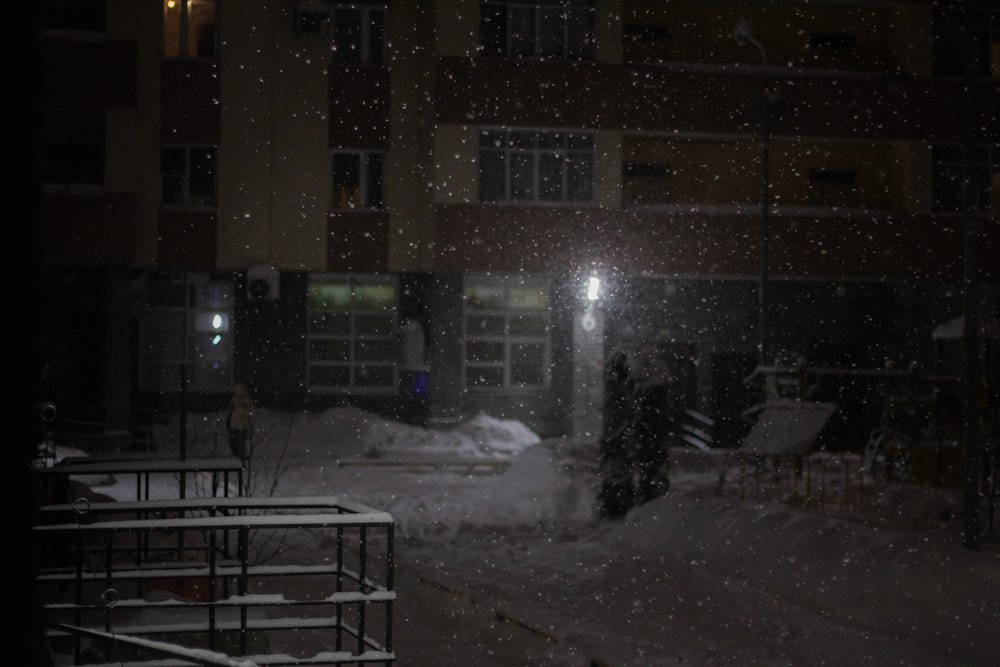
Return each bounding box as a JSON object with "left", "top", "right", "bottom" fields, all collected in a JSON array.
[{"left": 226, "top": 382, "right": 254, "bottom": 462}]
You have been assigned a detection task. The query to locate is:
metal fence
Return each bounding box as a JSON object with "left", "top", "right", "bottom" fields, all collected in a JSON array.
[{"left": 35, "top": 496, "right": 396, "bottom": 666}]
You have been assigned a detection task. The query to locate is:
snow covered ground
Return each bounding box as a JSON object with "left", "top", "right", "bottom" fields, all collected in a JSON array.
[{"left": 53, "top": 407, "right": 1000, "bottom": 666}]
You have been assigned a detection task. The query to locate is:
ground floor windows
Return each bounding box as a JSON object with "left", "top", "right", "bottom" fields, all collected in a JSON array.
[
  {"left": 139, "top": 272, "right": 234, "bottom": 393},
  {"left": 307, "top": 275, "right": 398, "bottom": 392},
  {"left": 464, "top": 277, "right": 551, "bottom": 388}
]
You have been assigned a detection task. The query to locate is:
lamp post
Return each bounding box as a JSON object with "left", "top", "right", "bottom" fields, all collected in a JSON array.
[{"left": 733, "top": 19, "right": 772, "bottom": 368}]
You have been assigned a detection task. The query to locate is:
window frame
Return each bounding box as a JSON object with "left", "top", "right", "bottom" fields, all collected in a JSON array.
[
  {"left": 306, "top": 274, "right": 399, "bottom": 395},
  {"left": 161, "top": 144, "right": 218, "bottom": 208},
  {"left": 138, "top": 272, "right": 234, "bottom": 394},
  {"left": 932, "top": 5, "right": 1000, "bottom": 78},
  {"left": 480, "top": 0, "right": 595, "bottom": 61},
  {"left": 479, "top": 128, "right": 594, "bottom": 204},
  {"left": 932, "top": 143, "right": 999, "bottom": 213},
  {"left": 331, "top": 4, "right": 387, "bottom": 65},
  {"left": 163, "top": 0, "right": 217, "bottom": 59},
  {"left": 332, "top": 150, "right": 386, "bottom": 210},
  {"left": 463, "top": 276, "right": 552, "bottom": 391}
]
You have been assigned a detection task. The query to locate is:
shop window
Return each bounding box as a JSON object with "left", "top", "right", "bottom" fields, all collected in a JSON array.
[
  {"left": 139, "top": 272, "right": 234, "bottom": 393},
  {"left": 464, "top": 278, "right": 550, "bottom": 389},
  {"left": 307, "top": 275, "right": 398, "bottom": 392}
]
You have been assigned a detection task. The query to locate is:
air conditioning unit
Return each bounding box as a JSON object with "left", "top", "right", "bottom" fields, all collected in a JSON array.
[{"left": 247, "top": 265, "right": 280, "bottom": 301}]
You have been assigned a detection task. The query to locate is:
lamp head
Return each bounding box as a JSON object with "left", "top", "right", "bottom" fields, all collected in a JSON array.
[{"left": 732, "top": 18, "right": 754, "bottom": 46}]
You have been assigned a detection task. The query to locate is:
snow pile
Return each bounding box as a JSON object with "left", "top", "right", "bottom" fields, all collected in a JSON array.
[
  {"left": 467, "top": 441, "right": 598, "bottom": 525},
  {"left": 154, "top": 407, "right": 540, "bottom": 463}
]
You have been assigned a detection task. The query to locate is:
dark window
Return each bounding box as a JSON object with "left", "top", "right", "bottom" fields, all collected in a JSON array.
[
  {"left": 332, "top": 7, "right": 386, "bottom": 65},
  {"left": 479, "top": 129, "right": 593, "bottom": 203},
  {"left": 624, "top": 24, "right": 670, "bottom": 64},
  {"left": 480, "top": 1, "right": 594, "bottom": 60},
  {"left": 623, "top": 136, "right": 676, "bottom": 206},
  {"left": 932, "top": 144, "right": 998, "bottom": 212},
  {"left": 298, "top": 10, "right": 330, "bottom": 34},
  {"left": 808, "top": 169, "right": 859, "bottom": 207},
  {"left": 809, "top": 169, "right": 856, "bottom": 184},
  {"left": 161, "top": 145, "right": 217, "bottom": 207},
  {"left": 333, "top": 152, "right": 385, "bottom": 209},
  {"left": 933, "top": 6, "right": 999, "bottom": 77}
]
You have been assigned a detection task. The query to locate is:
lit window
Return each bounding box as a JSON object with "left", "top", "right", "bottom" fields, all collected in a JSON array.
[
  {"left": 163, "top": 0, "right": 216, "bottom": 59},
  {"left": 139, "top": 272, "right": 234, "bottom": 393},
  {"left": 480, "top": 129, "right": 593, "bottom": 203},
  {"left": 464, "top": 278, "right": 550, "bottom": 389},
  {"left": 161, "top": 145, "right": 217, "bottom": 207},
  {"left": 307, "top": 275, "right": 398, "bottom": 392},
  {"left": 481, "top": 0, "right": 594, "bottom": 60}
]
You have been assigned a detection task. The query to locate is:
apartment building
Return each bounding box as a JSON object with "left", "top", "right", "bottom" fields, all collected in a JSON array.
[{"left": 36, "top": 0, "right": 1000, "bottom": 441}]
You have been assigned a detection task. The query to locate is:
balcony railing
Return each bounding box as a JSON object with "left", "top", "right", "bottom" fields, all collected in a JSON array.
[{"left": 35, "top": 496, "right": 396, "bottom": 666}]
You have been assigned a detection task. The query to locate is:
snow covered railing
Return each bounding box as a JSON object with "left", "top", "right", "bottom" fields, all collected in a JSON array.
[
  {"left": 35, "top": 455, "right": 246, "bottom": 503},
  {"left": 35, "top": 497, "right": 396, "bottom": 666}
]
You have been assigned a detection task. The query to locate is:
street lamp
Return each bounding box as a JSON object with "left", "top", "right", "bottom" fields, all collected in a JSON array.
[{"left": 733, "top": 19, "right": 772, "bottom": 368}]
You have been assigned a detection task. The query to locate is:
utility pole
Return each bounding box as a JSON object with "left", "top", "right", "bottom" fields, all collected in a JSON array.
[
  {"left": 961, "top": 1, "right": 981, "bottom": 549},
  {"left": 733, "top": 19, "right": 772, "bottom": 368}
]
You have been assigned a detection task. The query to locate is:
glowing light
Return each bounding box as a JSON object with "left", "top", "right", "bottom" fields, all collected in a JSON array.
[
  {"left": 586, "top": 276, "right": 601, "bottom": 301},
  {"left": 212, "top": 313, "right": 223, "bottom": 330},
  {"left": 211, "top": 334, "right": 222, "bottom": 346}
]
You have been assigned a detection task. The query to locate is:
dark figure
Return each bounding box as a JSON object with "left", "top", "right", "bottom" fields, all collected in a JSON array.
[
  {"left": 226, "top": 382, "right": 254, "bottom": 462},
  {"left": 597, "top": 351, "right": 636, "bottom": 518}
]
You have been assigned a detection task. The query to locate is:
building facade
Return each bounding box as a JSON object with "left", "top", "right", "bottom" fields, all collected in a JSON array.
[{"left": 36, "top": 0, "right": 1000, "bottom": 443}]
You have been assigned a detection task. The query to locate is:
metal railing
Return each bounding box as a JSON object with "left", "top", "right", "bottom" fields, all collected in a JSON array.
[{"left": 35, "top": 496, "right": 396, "bottom": 666}]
